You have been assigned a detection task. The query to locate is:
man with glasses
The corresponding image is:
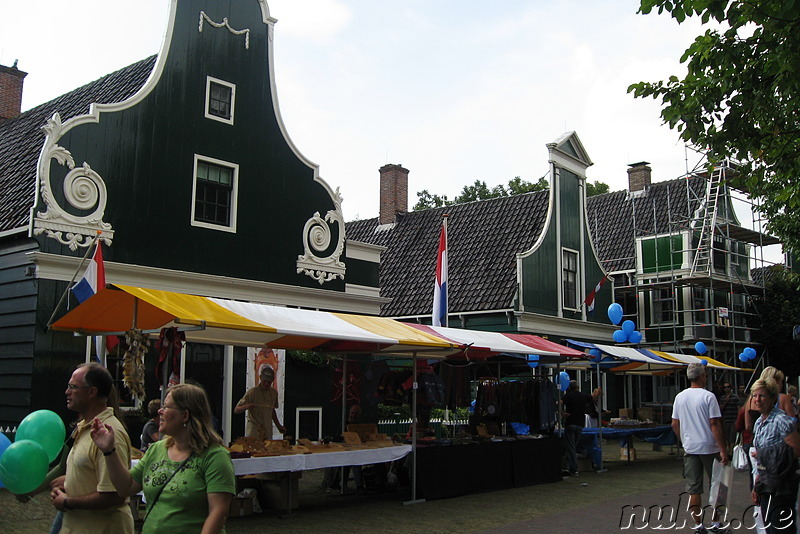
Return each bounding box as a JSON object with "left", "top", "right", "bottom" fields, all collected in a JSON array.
[{"left": 53, "top": 363, "right": 134, "bottom": 533}]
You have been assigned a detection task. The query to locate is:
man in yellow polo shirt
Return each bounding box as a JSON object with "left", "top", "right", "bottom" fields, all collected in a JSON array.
[{"left": 51, "top": 363, "right": 134, "bottom": 533}]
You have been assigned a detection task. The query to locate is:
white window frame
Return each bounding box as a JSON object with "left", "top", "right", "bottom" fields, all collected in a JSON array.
[
  {"left": 295, "top": 406, "right": 323, "bottom": 443},
  {"left": 649, "top": 278, "right": 676, "bottom": 325},
  {"left": 204, "top": 76, "right": 236, "bottom": 125},
  {"left": 190, "top": 154, "right": 239, "bottom": 233},
  {"left": 692, "top": 286, "right": 709, "bottom": 324},
  {"left": 561, "top": 247, "right": 580, "bottom": 311}
]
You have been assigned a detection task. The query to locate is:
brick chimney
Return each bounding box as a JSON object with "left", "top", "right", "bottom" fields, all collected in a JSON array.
[
  {"left": 627, "top": 161, "right": 652, "bottom": 192},
  {"left": 379, "top": 164, "right": 409, "bottom": 225},
  {"left": 0, "top": 61, "right": 27, "bottom": 122}
]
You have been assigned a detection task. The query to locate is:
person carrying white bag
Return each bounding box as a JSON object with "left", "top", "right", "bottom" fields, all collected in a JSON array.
[{"left": 750, "top": 377, "right": 800, "bottom": 534}]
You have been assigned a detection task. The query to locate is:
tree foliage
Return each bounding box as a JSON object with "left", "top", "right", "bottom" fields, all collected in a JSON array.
[
  {"left": 586, "top": 180, "right": 610, "bottom": 197},
  {"left": 629, "top": 0, "right": 800, "bottom": 251},
  {"left": 412, "top": 176, "right": 549, "bottom": 211},
  {"left": 750, "top": 267, "right": 800, "bottom": 377}
]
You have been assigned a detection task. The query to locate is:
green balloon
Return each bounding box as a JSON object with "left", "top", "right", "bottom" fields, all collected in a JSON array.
[
  {"left": 16, "top": 410, "right": 66, "bottom": 463},
  {"left": 0, "top": 440, "right": 49, "bottom": 495}
]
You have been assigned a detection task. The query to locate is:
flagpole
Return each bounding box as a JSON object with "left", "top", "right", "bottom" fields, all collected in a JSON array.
[
  {"left": 45, "top": 232, "right": 102, "bottom": 328},
  {"left": 442, "top": 214, "right": 448, "bottom": 328},
  {"left": 432, "top": 214, "right": 449, "bottom": 327}
]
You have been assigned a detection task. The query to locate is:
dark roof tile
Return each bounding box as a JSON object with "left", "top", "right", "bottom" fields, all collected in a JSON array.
[
  {"left": 350, "top": 176, "right": 708, "bottom": 317},
  {"left": 0, "top": 56, "right": 156, "bottom": 232},
  {"left": 347, "top": 191, "right": 549, "bottom": 317}
]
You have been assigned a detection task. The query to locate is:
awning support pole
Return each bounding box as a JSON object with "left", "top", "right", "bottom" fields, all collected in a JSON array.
[
  {"left": 339, "top": 355, "right": 347, "bottom": 494},
  {"left": 404, "top": 351, "right": 425, "bottom": 505},
  {"left": 595, "top": 362, "right": 606, "bottom": 473}
]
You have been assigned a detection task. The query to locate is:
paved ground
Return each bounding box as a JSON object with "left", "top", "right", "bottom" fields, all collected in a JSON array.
[{"left": 0, "top": 443, "right": 766, "bottom": 533}]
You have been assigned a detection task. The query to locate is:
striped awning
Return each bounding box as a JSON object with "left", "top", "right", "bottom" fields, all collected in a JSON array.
[
  {"left": 50, "top": 285, "right": 580, "bottom": 361},
  {"left": 405, "top": 324, "right": 584, "bottom": 362},
  {"left": 563, "top": 339, "right": 752, "bottom": 373}
]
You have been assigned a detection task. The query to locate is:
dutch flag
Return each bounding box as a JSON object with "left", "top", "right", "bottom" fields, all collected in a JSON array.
[
  {"left": 432, "top": 221, "right": 448, "bottom": 327},
  {"left": 71, "top": 241, "right": 106, "bottom": 304}
]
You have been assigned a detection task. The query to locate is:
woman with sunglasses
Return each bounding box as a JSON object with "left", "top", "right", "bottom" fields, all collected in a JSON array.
[{"left": 91, "top": 383, "right": 235, "bottom": 533}]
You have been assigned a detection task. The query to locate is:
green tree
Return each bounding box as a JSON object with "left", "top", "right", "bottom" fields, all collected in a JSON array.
[
  {"left": 629, "top": 0, "right": 800, "bottom": 251},
  {"left": 413, "top": 189, "right": 452, "bottom": 211},
  {"left": 586, "top": 180, "right": 610, "bottom": 197},
  {"left": 453, "top": 180, "right": 502, "bottom": 204},
  {"left": 413, "top": 176, "right": 548, "bottom": 211},
  {"left": 750, "top": 267, "right": 800, "bottom": 377},
  {"left": 507, "top": 175, "right": 549, "bottom": 195}
]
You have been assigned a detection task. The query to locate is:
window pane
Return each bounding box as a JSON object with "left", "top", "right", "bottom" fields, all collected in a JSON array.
[
  {"left": 208, "top": 81, "right": 232, "bottom": 120},
  {"left": 194, "top": 160, "right": 234, "bottom": 226},
  {"left": 562, "top": 250, "right": 578, "bottom": 308},
  {"left": 219, "top": 167, "right": 232, "bottom": 186}
]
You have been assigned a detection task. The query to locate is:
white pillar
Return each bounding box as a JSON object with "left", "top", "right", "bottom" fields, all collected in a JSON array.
[{"left": 222, "top": 345, "right": 234, "bottom": 446}]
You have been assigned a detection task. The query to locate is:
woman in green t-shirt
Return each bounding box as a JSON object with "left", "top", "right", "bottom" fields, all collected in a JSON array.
[{"left": 91, "top": 383, "right": 235, "bottom": 533}]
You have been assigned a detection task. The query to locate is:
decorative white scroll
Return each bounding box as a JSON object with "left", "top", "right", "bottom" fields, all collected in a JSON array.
[
  {"left": 198, "top": 11, "right": 250, "bottom": 49},
  {"left": 296, "top": 187, "right": 346, "bottom": 284},
  {"left": 33, "top": 113, "right": 114, "bottom": 250}
]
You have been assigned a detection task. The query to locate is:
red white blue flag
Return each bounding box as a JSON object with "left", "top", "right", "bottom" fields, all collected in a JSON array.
[
  {"left": 433, "top": 221, "right": 448, "bottom": 327},
  {"left": 583, "top": 273, "right": 609, "bottom": 314},
  {"left": 71, "top": 241, "right": 106, "bottom": 304}
]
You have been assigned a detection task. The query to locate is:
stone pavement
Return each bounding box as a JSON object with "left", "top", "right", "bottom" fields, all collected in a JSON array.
[
  {"left": 482, "top": 467, "right": 761, "bottom": 533},
  {"left": 0, "top": 449, "right": 774, "bottom": 534}
]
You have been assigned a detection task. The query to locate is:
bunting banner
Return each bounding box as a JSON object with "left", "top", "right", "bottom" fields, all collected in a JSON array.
[{"left": 583, "top": 273, "right": 609, "bottom": 314}]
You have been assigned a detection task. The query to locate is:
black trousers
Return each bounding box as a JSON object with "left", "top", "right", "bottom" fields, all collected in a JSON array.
[{"left": 759, "top": 492, "right": 797, "bottom": 534}]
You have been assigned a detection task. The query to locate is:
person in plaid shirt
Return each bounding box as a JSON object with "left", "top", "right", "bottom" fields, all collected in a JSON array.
[{"left": 751, "top": 377, "right": 800, "bottom": 534}]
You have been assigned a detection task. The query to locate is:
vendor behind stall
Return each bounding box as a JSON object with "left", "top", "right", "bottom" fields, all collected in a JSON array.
[{"left": 234, "top": 365, "right": 286, "bottom": 440}]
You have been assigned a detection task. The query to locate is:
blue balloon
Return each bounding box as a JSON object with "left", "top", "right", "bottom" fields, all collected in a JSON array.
[
  {"left": 694, "top": 342, "right": 708, "bottom": 355},
  {"left": 0, "top": 433, "right": 10, "bottom": 458},
  {"left": 527, "top": 354, "right": 539, "bottom": 368},
  {"left": 628, "top": 330, "right": 643, "bottom": 344},
  {"left": 558, "top": 371, "right": 570, "bottom": 391},
  {"left": 589, "top": 348, "right": 602, "bottom": 363},
  {"left": 739, "top": 353, "right": 748, "bottom": 362},
  {"left": 0, "top": 432, "right": 10, "bottom": 487},
  {"left": 607, "top": 303, "right": 623, "bottom": 325},
  {"left": 744, "top": 347, "right": 756, "bottom": 359},
  {"left": 700, "top": 359, "right": 708, "bottom": 366},
  {"left": 612, "top": 329, "right": 627, "bottom": 343},
  {"left": 621, "top": 320, "right": 635, "bottom": 335}
]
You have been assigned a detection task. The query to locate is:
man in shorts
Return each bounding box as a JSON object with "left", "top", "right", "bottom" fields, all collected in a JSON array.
[{"left": 672, "top": 363, "right": 730, "bottom": 534}]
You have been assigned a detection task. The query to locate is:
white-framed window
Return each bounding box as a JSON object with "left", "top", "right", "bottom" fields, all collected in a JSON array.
[
  {"left": 295, "top": 407, "right": 323, "bottom": 442},
  {"left": 651, "top": 280, "right": 675, "bottom": 324},
  {"left": 191, "top": 154, "right": 239, "bottom": 233},
  {"left": 204, "top": 76, "right": 235, "bottom": 125},
  {"left": 562, "top": 248, "right": 579, "bottom": 310},
  {"left": 692, "top": 287, "right": 709, "bottom": 324}
]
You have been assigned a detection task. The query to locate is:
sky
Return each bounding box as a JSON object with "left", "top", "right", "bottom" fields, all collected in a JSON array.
[{"left": 1, "top": 1, "right": 728, "bottom": 222}]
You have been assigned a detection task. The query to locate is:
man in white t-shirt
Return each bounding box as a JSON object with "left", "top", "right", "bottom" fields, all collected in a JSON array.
[{"left": 672, "top": 363, "right": 730, "bottom": 534}]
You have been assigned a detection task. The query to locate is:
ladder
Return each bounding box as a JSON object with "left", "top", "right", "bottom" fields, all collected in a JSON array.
[{"left": 690, "top": 163, "right": 726, "bottom": 276}]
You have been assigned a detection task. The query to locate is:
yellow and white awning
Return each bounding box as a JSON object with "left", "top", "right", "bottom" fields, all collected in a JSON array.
[{"left": 51, "top": 285, "right": 581, "bottom": 360}]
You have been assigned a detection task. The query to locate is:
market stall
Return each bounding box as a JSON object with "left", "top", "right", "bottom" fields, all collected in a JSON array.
[{"left": 51, "top": 284, "right": 586, "bottom": 503}]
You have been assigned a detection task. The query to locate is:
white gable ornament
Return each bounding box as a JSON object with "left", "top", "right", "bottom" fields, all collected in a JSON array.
[
  {"left": 296, "top": 187, "right": 346, "bottom": 284},
  {"left": 32, "top": 113, "right": 114, "bottom": 250},
  {"left": 198, "top": 11, "right": 251, "bottom": 49}
]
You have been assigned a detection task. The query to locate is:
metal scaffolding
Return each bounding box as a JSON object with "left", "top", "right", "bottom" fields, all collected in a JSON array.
[{"left": 602, "top": 151, "right": 782, "bottom": 368}]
